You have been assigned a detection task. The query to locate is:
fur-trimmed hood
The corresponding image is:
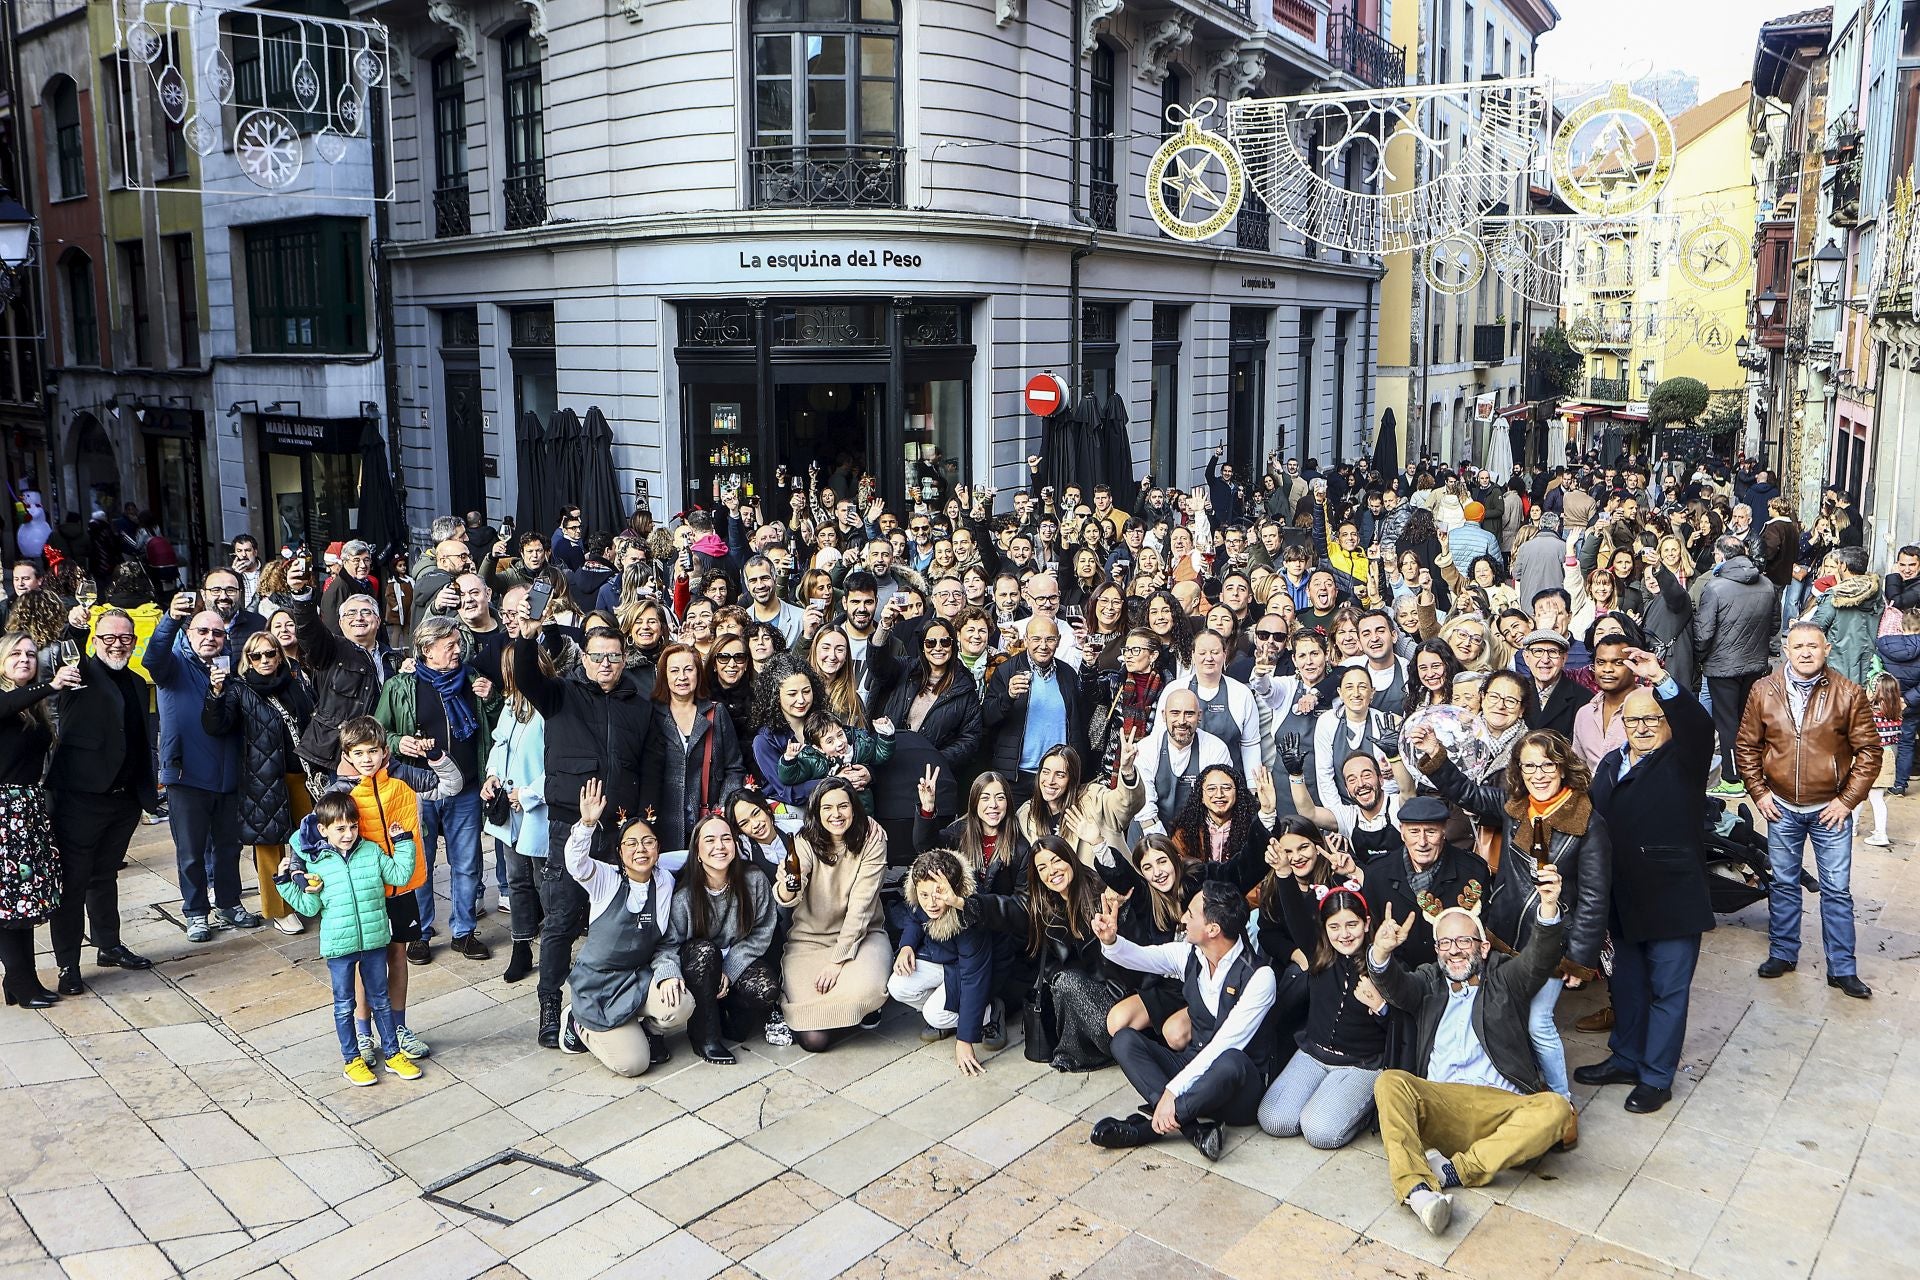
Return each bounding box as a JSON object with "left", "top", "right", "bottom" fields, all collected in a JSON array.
[
  {"left": 1502, "top": 786, "right": 1594, "bottom": 835},
  {"left": 921, "top": 855, "right": 976, "bottom": 943}
]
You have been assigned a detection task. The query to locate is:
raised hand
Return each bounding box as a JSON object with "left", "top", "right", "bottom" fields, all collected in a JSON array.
[
  {"left": 1253, "top": 765, "right": 1277, "bottom": 814},
  {"left": 1116, "top": 727, "right": 1140, "bottom": 776},
  {"left": 1371, "top": 903, "right": 1412, "bottom": 963},
  {"left": 1535, "top": 863, "right": 1563, "bottom": 914},
  {"left": 1279, "top": 732, "right": 1308, "bottom": 778},
  {"left": 1621, "top": 647, "right": 1667, "bottom": 685},
  {"left": 916, "top": 764, "right": 939, "bottom": 814},
  {"left": 577, "top": 777, "right": 607, "bottom": 827}
]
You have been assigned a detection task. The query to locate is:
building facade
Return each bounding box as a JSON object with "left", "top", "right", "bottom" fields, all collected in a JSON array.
[
  {"left": 1376, "top": 0, "right": 1558, "bottom": 469},
  {"left": 364, "top": 0, "right": 1402, "bottom": 528}
]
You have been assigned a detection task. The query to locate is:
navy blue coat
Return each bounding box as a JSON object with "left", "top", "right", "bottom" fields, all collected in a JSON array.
[{"left": 898, "top": 908, "right": 994, "bottom": 1043}]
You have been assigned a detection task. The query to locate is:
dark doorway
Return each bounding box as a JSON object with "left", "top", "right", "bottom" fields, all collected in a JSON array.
[
  {"left": 440, "top": 308, "right": 484, "bottom": 519},
  {"left": 775, "top": 382, "right": 882, "bottom": 494}
]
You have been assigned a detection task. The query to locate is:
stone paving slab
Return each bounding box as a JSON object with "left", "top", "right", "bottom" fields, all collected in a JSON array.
[{"left": 2, "top": 813, "right": 1915, "bottom": 1278}]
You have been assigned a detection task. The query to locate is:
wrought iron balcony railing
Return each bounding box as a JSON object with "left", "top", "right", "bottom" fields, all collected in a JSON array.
[
  {"left": 1089, "top": 178, "right": 1119, "bottom": 231},
  {"left": 1236, "top": 199, "right": 1270, "bottom": 251},
  {"left": 433, "top": 184, "right": 471, "bottom": 238},
  {"left": 1473, "top": 323, "right": 1505, "bottom": 364},
  {"left": 749, "top": 145, "right": 905, "bottom": 209},
  {"left": 503, "top": 173, "right": 547, "bottom": 231},
  {"left": 1585, "top": 375, "right": 1631, "bottom": 402},
  {"left": 1329, "top": 12, "right": 1405, "bottom": 89}
]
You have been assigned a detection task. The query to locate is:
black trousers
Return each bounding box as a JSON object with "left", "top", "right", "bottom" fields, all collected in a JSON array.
[
  {"left": 1111, "top": 1027, "right": 1265, "bottom": 1127},
  {"left": 1707, "top": 672, "right": 1762, "bottom": 782},
  {"left": 536, "top": 813, "right": 592, "bottom": 1000},
  {"left": 49, "top": 788, "right": 141, "bottom": 968}
]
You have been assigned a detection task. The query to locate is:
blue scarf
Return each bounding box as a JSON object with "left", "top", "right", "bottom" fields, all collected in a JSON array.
[{"left": 420, "top": 662, "right": 479, "bottom": 742}]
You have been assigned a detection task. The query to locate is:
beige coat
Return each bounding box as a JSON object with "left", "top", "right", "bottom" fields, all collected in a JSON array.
[
  {"left": 1015, "top": 771, "right": 1145, "bottom": 867},
  {"left": 775, "top": 824, "right": 892, "bottom": 1032}
]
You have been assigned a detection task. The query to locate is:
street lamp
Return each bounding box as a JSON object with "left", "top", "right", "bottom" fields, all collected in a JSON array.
[
  {"left": 0, "top": 188, "right": 34, "bottom": 308},
  {"left": 1756, "top": 289, "right": 1782, "bottom": 323},
  {"left": 1812, "top": 238, "right": 1845, "bottom": 304}
]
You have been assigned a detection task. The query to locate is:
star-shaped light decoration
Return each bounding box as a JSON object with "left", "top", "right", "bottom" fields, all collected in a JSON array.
[{"left": 1168, "top": 150, "right": 1224, "bottom": 218}]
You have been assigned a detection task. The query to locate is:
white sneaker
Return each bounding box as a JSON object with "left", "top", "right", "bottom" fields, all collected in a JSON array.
[
  {"left": 1865, "top": 832, "right": 1891, "bottom": 847},
  {"left": 272, "top": 914, "right": 306, "bottom": 934},
  {"left": 1407, "top": 1186, "right": 1453, "bottom": 1235}
]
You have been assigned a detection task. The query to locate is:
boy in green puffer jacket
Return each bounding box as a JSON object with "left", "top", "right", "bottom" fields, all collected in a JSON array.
[{"left": 282, "top": 791, "right": 427, "bottom": 1087}]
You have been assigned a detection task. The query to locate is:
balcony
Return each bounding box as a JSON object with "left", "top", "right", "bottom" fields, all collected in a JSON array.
[
  {"left": 749, "top": 145, "right": 905, "bottom": 210},
  {"left": 1586, "top": 273, "right": 1633, "bottom": 294},
  {"left": 1328, "top": 11, "right": 1405, "bottom": 89},
  {"left": 503, "top": 173, "right": 546, "bottom": 231},
  {"left": 1473, "top": 323, "right": 1505, "bottom": 365},
  {"left": 1773, "top": 149, "right": 1802, "bottom": 204},
  {"left": 1272, "top": 0, "right": 1318, "bottom": 38},
  {"left": 433, "top": 184, "right": 471, "bottom": 238},
  {"left": 1827, "top": 156, "right": 1861, "bottom": 227},
  {"left": 1236, "top": 198, "right": 1270, "bottom": 251},
  {"left": 1584, "top": 375, "right": 1631, "bottom": 402},
  {"left": 1089, "top": 178, "right": 1119, "bottom": 231},
  {"left": 1203, "top": 0, "right": 1253, "bottom": 17}
]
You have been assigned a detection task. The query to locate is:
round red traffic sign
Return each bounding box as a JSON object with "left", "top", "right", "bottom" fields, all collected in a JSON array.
[{"left": 1024, "top": 373, "right": 1069, "bottom": 418}]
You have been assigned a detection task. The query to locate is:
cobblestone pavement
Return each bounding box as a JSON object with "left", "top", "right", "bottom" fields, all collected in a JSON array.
[{"left": 2, "top": 810, "right": 1917, "bottom": 1280}]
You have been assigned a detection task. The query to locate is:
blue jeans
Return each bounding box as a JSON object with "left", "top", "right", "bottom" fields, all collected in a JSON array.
[
  {"left": 416, "top": 789, "right": 482, "bottom": 940},
  {"left": 329, "top": 949, "right": 397, "bottom": 1061},
  {"left": 1896, "top": 709, "right": 1918, "bottom": 790},
  {"left": 1607, "top": 933, "right": 1700, "bottom": 1090},
  {"left": 1765, "top": 804, "right": 1857, "bottom": 976},
  {"left": 1529, "top": 976, "right": 1570, "bottom": 1099},
  {"left": 1780, "top": 577, "right": 1808, "bottom": 634}
]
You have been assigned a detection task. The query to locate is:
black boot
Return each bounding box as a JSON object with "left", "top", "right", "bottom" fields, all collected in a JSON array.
[
  {"left": 503, "top": 941, "right": 533, "bottom": 984},
  {"left": 689, "top": 1000, "right": 736, "bottom": 1064},
  {"left": 537, "top": 992, "right": 562, "bottom": 1049}
]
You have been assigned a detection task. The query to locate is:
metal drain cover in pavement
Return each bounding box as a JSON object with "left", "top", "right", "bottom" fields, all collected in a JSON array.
[{"left": 420, "top": 1150, "right": 601, "bottom": 1225}]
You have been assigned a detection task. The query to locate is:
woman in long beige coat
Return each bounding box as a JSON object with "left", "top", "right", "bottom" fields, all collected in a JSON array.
[
  {"left": 1012, "top": 740, "right": 1145, "bottom": 866},
  {"left": 774, "top": 778, "right": 891, "bottom": 1052}
]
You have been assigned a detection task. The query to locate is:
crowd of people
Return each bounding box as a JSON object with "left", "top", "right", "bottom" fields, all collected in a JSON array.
[{"left": 0, "top": 445, "right": 1895, "bottom": 1234}]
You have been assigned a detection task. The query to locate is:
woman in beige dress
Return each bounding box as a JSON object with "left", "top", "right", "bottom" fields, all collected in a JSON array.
[{"left": 774, "top": 777, "right": 891, "bottom": 1051}]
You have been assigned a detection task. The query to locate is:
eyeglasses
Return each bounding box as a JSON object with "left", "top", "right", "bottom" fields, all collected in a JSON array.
[
  {"left": 246, "top": 651, "right": 279, "bottom": 663},
  {"left": 715, "top": 653, "right": 748, "bottom": 665},
  {"left": 1482, "top": 691, "right": 1523, "bottom": 709},
  {"left": 1028, "top": 593, "right": 1059, "bottom": 604},
  {"left": 1434, "top": 937, "right": 1480, "bottom": 953},
  {"left": 923, "top": 637, "right": 954, "bottom": 649},
  {"left": 582, "top": 652, "right": 624, "bottom": 666},
  {"left": 95, "top": 633, "right": 135, "bottom": 647},
  {"left": 1254, "top": 630, "right": 1285, "bottom": 643},
  {"left": 191, "top": 626, "right": 229, "bottom": 638},
  {"left": 1122, "top": 645, "right": 1153, "bottom": 657},
  {"left": 1517, "top": 761, "right": 1560, "bottom": 774},
  {"left": 1623, "top": 715, "right": 1667, "bottom": 729}
]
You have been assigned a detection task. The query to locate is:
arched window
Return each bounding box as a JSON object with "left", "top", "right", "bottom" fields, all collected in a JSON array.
[
  {"left": 47, "top": 77, "right": 84, "bottom": 200},
  {"left": 501, "top": 27, "right": 545, "bottom": 229},
  {"left": 1088, "top": 41, "right": 1117, "bottom": 229},
  {"left": 749, "top": 0, "right": 902, "bottom": 207},
  {"left": 431, "top": 51, "right": 469, "bottom": 236},
  {"left": 62, "top": 252, "right": 97, "bottom": 366}
]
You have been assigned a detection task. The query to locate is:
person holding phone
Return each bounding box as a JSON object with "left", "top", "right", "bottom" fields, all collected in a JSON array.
[{"left": 1406, "top": 723, "right": 1610, "bottom": 1133}]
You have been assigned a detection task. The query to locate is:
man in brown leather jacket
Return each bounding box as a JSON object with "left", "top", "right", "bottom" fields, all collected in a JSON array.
[{"left": 1734, "top": 623, "right": 1881, "bottom": 998}]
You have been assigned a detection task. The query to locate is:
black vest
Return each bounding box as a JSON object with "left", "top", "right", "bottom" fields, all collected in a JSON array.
[{"left": 1183, "top": 943, "right": 1270, "bottom": 1069}]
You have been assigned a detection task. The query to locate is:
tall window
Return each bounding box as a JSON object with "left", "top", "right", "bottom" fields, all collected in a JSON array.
[
  {"left": 749, "top": 0, "right": 902, "bottom": 208},
  {"left": 432, "top": 52, "right": 469, "bottom": 235},
  {"left": 502, "top": 28, "right": 545, "bottom": 229},
  {"left": 120, "top": 240, "right": 150, "bottom": 367},
  {"left": 48, "top": 77, "right": 85, "bottom": 199},
  {"left": 64, "top": 253, "right": 98, "bottom": 365},
  {"left": 1089, "top": 42, "right": 1117, "bottom": 229},
  {"left": 170, "top": 235, "right": 199, "bottom": 366},
  {"left": 243, "top": 217, "right": 365, "bottom": 353}
]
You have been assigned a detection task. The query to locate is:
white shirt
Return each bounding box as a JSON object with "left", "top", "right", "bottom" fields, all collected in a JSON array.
[
  {"left": 566, "top": 822, "right": 675, "bottom": 922},
  {"left": 1100, "top": 936, "right": 1277, "bottom": 1099},
  {"left": 1134, "top": 724, "right": 1232, "bottom": 834},
  {"left": 1157, "top": 673, "right": 1263, "bottom": 779}
]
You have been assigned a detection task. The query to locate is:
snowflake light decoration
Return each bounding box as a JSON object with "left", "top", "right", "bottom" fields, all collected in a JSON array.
[{"left": 235, "top": 109, "right": 303, "bottom": 189}]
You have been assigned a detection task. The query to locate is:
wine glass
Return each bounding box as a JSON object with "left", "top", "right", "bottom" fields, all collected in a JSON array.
[{"left": 59, "top": 638, "right": 84, "bottom": 690}]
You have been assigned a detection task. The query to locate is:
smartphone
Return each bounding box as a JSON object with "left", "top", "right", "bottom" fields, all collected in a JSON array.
[
  {"left": 525, "top": 577, "right": 555, "bottom": 621},
  {"left": 212, "top": 655, "right": 231, "bottom": 678}
]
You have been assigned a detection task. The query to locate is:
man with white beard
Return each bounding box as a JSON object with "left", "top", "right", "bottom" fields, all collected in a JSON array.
[{"left": 46, "top": 607, "right": 159, "bottom": 992}]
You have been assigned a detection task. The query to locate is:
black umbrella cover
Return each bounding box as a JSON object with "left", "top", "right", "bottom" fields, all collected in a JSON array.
[
  {"left": 515, "top": 410, "right": 547, "bottom": 533},
  {"left": 1371, "top": 408, "right": 1399, "bottom": 479},
  {"left": 355, "top": 425, "right": 407, "bottom": 563},
  {"left": 1099, "top": 391, "right": 1139, "bottom": 502},
  {"left": 580, "top": 407, "right": 623, "bottom": 536}
]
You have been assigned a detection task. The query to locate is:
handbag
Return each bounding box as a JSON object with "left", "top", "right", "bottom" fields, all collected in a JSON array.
[
  {"left": 483, "top": 719, "right": 515, "bottom": 827},
  {"left": 1022, "top": 948, "right": 1057, "bottom": 1063}
]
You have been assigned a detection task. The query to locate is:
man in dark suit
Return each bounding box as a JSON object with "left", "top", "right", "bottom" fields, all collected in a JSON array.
[
  {"left": 47, "top": 607, "right": 158, "bottom": 992},
  {"left": 981, "top": 617, "right": 1087, "bottom": 808},
  {"left": 1577, "top": 649, "right": 1715, "bottom": 1114},
  {"left": 1522, "top": 630, "right": 1592, "bottom": 739}
]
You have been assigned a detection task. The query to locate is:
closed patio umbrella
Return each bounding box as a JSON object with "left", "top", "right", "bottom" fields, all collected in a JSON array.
[
  {"left": 579, "top": 407, "right": 623, "bottom": 536},
  {"left": 354, "top": 424, "right": 407, "bottom": 563},
  {"left": 1098, "top": 391, "right": 1139, "bottom": 504},
  {"left": 515, "top": 410, "right": 548, "bottom": 533},
  {"left": 1371, "top": 409, "right": 1399, "bottom": 479},
  {"left": 548, "top": 408, "right": 585, "bottom": 533}
]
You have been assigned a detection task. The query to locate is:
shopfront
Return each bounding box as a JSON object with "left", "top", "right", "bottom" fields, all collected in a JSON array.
[
  {"left": 138, "top": 407, "right": 210, "bottom": 584},
  {"left": 257, "top": 414, "right": 368, "bottom": 553},
  {"left": 673, "top": 297, "right": 975, "bottom": 510}
]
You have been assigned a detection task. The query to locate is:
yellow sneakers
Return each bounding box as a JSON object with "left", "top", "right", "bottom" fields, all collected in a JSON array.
[
  {"left": 383, "top": 1051, "right": 423, "bottom": 1081},
  {"left": 342, "top": 1057, "right": 378, "bottom": 1087}
]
